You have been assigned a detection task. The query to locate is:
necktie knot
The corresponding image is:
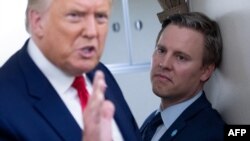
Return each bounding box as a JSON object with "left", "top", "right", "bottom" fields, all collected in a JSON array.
[
  {"left": 72, "top": 76, "right": 86, "bottom": 89},
  {"left": 72, "top": 76, "right": 89, "bottom": 110},
  {"left": 141, "top": 112, "right": 163, "bottom": 141}
]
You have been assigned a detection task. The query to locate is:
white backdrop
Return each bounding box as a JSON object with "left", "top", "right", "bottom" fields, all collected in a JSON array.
[{"left": 0, "top": 0, "right": 29, "bottom": 66}]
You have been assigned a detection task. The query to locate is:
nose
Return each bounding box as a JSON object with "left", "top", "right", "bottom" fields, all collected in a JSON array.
[
  {"left": 83, "top": 16, "right": 97, "bottom": 39},
  {"left": 160, "top": 54, "right": 173, "bottom": 70}
]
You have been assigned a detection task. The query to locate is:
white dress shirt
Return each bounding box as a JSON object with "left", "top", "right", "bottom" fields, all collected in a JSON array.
[
  {"left": 151, "top": 91, "right": 203, "bottom": 141},
  {"left": 27, "top": 39, "right": 123, "bottom": 141}
]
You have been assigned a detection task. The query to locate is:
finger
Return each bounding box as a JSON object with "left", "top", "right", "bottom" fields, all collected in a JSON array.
[
  {"left": 100, "top": 101, "right": 115, "bottom": 141},
  {"left": 84, "top": 70, "right": 107, "bottom": 122},
  {"left": 101, "top": 100, "right": 115, "bottom": 119},
  {"left": 91, "top": 70, "right": 106, "bottom": 103}
]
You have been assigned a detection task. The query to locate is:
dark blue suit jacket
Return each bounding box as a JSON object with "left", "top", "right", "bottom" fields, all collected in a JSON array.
[
  {"left": 0, "top": 40, "right": 142, "bottom": 141},
  {"left": 140, "top": 93, "right": 225, "bottom": 141}
]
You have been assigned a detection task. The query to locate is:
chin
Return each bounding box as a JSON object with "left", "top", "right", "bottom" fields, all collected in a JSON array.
[
  {"left": 64, "top": 66, "right": 91, "bottom": 76},
  {"left": 78, "top": 66, "right": 94, "bottom": 74},
  {"left": 80, "top": 60, "right": 98, "bottom": 70},
  {"left": 153, "top": 88, "right": 164, "bottom": 97}
]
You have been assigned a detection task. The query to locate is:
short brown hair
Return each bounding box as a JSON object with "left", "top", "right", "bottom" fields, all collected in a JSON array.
[{"left": 156, "top": 12, "right": 223, "bottom": 68}]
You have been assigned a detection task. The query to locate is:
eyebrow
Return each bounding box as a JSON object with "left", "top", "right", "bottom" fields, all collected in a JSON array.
[
  {"left": 156, "top": 43, "right": 192, "bottom": 57},
  {"left": 155, "top": 43, "right": 165, "bottom": 48}
]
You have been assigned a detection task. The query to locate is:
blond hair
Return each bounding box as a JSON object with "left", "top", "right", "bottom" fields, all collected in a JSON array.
[{"left": 25, "top": 0, "right": 51, "bottom": 32}]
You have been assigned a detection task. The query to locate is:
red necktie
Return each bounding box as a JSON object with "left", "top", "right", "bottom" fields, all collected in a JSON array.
[{"left": 72, "top": 76, "right": 89, "bottom": 111}]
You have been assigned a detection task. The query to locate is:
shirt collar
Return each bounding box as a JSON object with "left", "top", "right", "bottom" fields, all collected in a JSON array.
[
  {"left": 159, "top": 91, "right": 203, "bottom": 130},
  {"left": 27, "top": 39, "right": 74, "bottom": 94}
]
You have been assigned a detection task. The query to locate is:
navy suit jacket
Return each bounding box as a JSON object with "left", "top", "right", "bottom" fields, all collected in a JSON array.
[
  {"left": 140, "top": 93, "right": 225, "bottom": 141},
  {"left": 0, "top": 40, "right": 142, "bottom": 141}
]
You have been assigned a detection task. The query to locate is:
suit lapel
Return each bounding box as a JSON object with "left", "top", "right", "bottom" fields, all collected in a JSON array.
[
  {"left": 18, "top": 41, "right": 82, "bottom": 141},
  {"left": 140, "top": 111, "right": 157, "bottom": 134},
  {"left": 159, "top": 93, "right": 210, "bottom": 141},
  {"left": 33, "top": 94, "right": 82, "bottom": 141}
]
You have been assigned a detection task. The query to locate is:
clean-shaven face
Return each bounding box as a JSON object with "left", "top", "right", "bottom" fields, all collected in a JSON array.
[
  {"left": 150, "top": 24, "right": 212, "bottom": 108},
  {"left": 34, "top": 0, "right": 111, "bottom": 75}
]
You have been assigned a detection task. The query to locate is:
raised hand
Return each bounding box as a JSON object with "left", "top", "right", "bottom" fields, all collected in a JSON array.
[{"left": 83, "top": 71, "right": 115, "bottom": 141}]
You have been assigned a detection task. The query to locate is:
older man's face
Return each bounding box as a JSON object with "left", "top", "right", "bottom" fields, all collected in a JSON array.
[{"left": 33, "top": 0, "right": 111, "bottom": 75}]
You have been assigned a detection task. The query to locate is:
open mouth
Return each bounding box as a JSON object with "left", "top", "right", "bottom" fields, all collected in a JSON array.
[
  {"left": 82, "top": 46, "right": 94, "bottom": 53},
  {"left": 79, "top": 46, "right": 96, "bottom": 58}
]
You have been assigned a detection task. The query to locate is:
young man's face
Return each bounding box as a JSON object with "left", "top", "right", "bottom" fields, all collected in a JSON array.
[
  {"left": 32, "top": 0, "right": 111, "bottom": 75},
  {"left": 150, "top": 24, "right": 214, "bottom": 108}
]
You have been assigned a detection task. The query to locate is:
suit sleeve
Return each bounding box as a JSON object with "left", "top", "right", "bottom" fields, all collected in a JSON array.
[{"left": 0, "top": 115, "right": 19, "bottom": 141}]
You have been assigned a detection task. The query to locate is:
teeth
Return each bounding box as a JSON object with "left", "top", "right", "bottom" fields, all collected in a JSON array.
[
  {"left": 82, "top": 47, "right": 90, "bottom": 52},
  {"left": 84, "top": 48, "right": 90, "bottom": 52}
]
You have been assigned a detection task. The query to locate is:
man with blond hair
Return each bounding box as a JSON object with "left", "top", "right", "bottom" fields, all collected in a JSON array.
[{"left": 0, "top": 0, "right": 141, "bottom": 141}]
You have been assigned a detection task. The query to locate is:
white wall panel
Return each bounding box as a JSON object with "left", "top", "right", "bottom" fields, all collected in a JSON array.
[
  {"left": 190, "top": 0, "right": 250, "bottom": 124},
  {"left": 101, "top": 0, "right": 162, "bottom": 65},
  {"left": 101, "top": 0, "right": 129, "bottom": 64},
  {"left": 128, "top": 0, "right": 161, "bottom": 64}
]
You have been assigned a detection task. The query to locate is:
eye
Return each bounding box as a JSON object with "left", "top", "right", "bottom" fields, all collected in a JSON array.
[
  {"left": 155, "top": 46, "right": 166, "bottom": 55},
  {"left": 96, "top": 13, "right": 108, "bottom": 24},
  {"left": 177, "top": 55, "right": 185, "bottom": 60},
  {"left": 67, "top": 12, "right": 81, "bottom": 22},
  {"left": 176, "top": 54, "right": 188, "bottom": 62}
]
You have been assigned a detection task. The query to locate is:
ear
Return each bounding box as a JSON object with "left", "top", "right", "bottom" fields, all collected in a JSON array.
[
  {"left": 28, "top": 9, "right": 44, "bottom": 37},
  {"left": 200, "top": 64, "right": 215, "bottom": 82}
]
